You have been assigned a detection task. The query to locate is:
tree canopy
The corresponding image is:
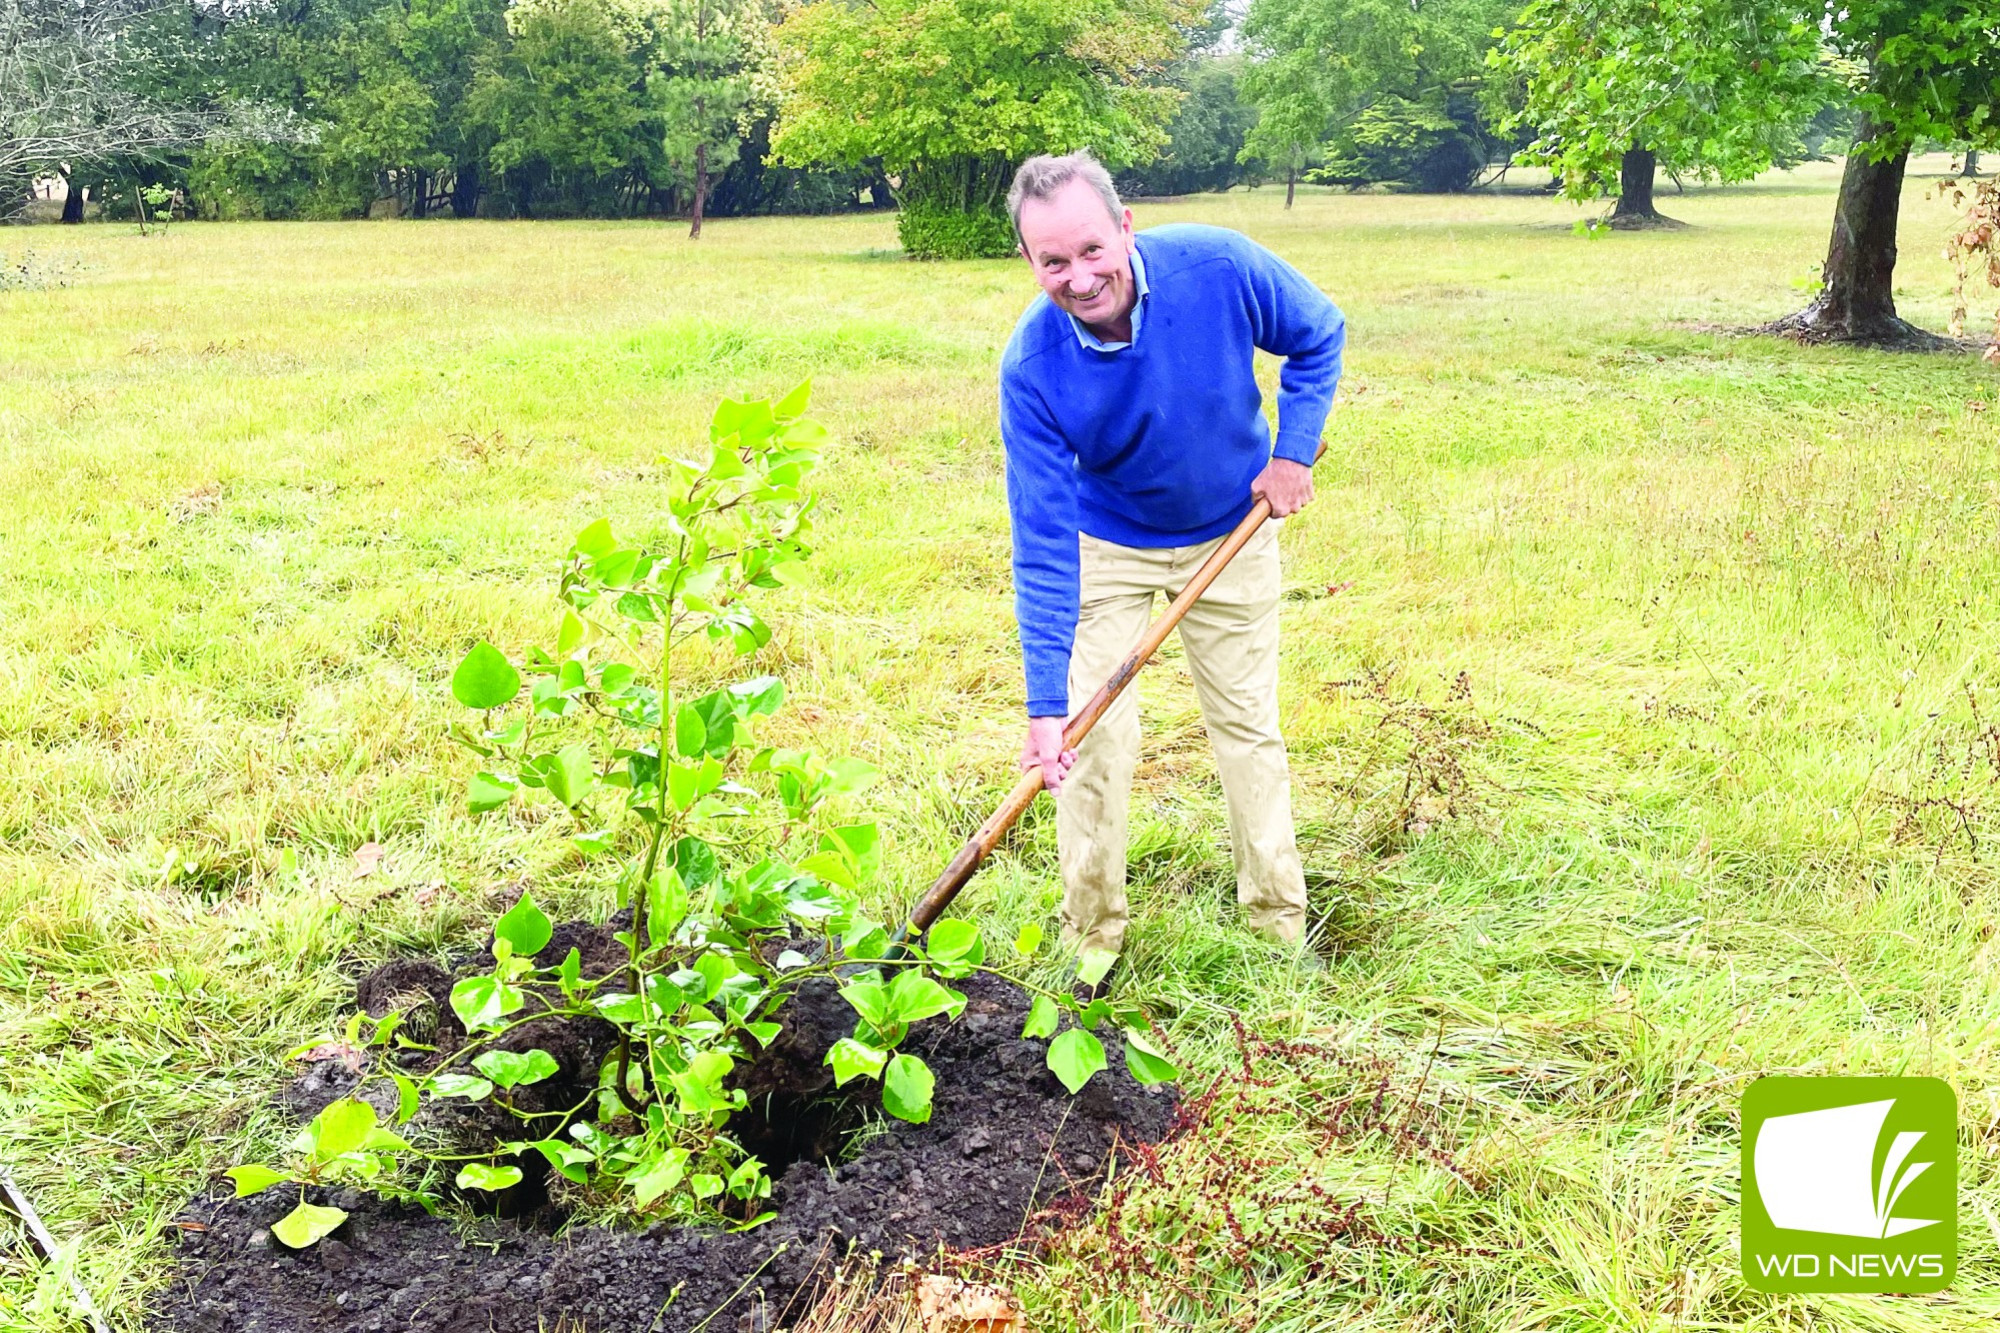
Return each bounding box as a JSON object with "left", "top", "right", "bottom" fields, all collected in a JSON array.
[
  {"left": 1493, "top": 0, "right": 1829, "bottom": 225},
  {"left": 769, "top": 0, "right": 1191, "bottom": 256},
  {"left": 1239, "top": 0, "right": 1516, "bottom": 198}
]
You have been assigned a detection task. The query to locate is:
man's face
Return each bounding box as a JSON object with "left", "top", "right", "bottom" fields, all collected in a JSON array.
[{"left": 1017, "top": 178, "right": 1136, "bottom": 330}]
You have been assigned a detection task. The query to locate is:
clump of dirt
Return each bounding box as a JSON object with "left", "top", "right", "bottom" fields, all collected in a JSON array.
[{"left": 153, "top": 922, "right": 1176, "bottom": 1333}]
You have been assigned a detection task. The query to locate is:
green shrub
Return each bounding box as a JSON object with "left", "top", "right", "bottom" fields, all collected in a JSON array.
[{"left": 895, "top": 201, "right": 1016, "bottom": 261}]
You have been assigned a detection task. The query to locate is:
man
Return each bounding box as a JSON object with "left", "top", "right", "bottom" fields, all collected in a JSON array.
[{"left": 999, "top": 149, "right": 1344, "bottom": 962}]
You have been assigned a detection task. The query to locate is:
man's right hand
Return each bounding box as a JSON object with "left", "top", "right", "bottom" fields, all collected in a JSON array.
[{"left": 1022, "top": 716, "right": 1077, "bottom": 793}]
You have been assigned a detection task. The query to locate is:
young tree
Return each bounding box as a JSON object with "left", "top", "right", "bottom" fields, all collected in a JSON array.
[
  {"left": 649, "top": 0, "right": 762, "bottom": 238},
  {"left": 1767, "top": 1, "right": 2000, "bottom": 346},
  {"left": 1492, "top": 0, "right": 1827, "bottom": 228},
  {"left": 1238, "top": 0, "right": 1513, "bottom": 199},
  {"left": 769, "top": 0, "right": 1189, "bottom": 259}
]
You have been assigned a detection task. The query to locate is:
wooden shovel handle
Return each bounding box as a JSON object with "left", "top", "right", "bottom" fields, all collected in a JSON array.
[{"left": 899, "top": 443, "right": 1322, "bottom": 943}]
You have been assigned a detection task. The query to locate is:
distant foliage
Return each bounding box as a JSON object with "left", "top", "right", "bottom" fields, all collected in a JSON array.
[
  {"left": 1239, "top": 0, "right": 1514, "bottom": 194},
  {"left": 1492, "top": 0, "right": 1831, "bottom": 207},
  {"left": 1118, "top": 57, "right": 1260, "bottom": 198},
  {"left": 770, "top": 0, "right": 1192, "bottom": 258}
]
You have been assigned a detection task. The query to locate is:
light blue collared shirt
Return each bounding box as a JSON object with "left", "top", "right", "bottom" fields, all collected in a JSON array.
[{"left": 1066, "top": 242, "right": 1149, "bottom": 352}]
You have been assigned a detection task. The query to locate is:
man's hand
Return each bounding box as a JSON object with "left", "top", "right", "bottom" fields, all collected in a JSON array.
[
  {"left": 1022, "top": 715, "right": 1078, "bottom": 793},
  {"left": 1250, "top": 457, "right": 1315, "bottom": 517}
]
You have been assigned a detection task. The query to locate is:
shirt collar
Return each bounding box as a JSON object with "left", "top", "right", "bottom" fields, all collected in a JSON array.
[{"left": 1066, "top": 239, "right": 1148, "bottom": 353}]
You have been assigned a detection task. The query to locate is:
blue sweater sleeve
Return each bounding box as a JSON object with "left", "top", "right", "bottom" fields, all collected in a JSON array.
[
  {"left": 999, "top": 361, "right": 1079, "bottom": 718},
  {"left": 1232, "top": 238, "right": 1345, "bottom": 466}
]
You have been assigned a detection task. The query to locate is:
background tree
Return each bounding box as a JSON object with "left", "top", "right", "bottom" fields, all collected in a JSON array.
[
  {"left": 1767, "top": 1, "right": 2000, "bottom": 345},
  {"left": 0, "top": 0, "right": 281, "bottom": 220},
  {"left": 462, "top": 0, "right": 655, "bottom": 217},
  {"left": 650, "top": 0, "right": 762, "bottom": 237},
  {"left": 1119, "top": 56, "right": 1259, "bottom": 198},
  {"left": 769, "top": 0, "right": 1190, "bottom": 259},
  {"left": 1239, "top": 0, "right": 1514, "bottom": 199},
  {"left": 1493, "top": 0, "right": 1828, "bottom": 229}
]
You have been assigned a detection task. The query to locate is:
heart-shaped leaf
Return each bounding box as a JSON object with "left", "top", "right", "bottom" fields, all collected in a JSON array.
[
  {"left": 1047, "top": 1028, "right": 1106, "bottom": 1095},
  {"left": 882, "top": 1053, "right": 935, "bottom": 1124},
  {"left": 272, "top": 1201, "right": 347, "bottom": 1249},
  {"left": 451, "top": 641, "right": 520, "bottom": 710}
]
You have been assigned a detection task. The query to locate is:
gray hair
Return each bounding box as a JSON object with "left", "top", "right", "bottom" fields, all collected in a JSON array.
[{"left": 1007, "top": 151, "right": 1123, "bottom": 242}]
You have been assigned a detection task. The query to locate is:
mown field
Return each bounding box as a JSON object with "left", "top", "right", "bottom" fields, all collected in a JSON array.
[{"left": 5, "top": 158, "right": 2000, "bottom": 1330}]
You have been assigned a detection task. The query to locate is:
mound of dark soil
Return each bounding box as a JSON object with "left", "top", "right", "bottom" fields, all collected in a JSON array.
[{"left": 152, "top": 924, "right": 1176, "bottom": 1333}]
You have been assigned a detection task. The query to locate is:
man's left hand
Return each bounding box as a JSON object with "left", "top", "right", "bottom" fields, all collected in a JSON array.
[{"left": 1251, "top": 458, "right": 1314, "bottom": 517}]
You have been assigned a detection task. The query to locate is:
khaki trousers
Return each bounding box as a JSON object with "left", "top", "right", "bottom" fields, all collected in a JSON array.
[{"left": 1057, "top": 522, "right": 1307, "bottom": 955}]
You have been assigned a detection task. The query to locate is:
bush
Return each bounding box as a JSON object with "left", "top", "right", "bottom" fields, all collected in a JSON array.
[{"left": 895, "top": 201, "right": 1015, "bottom": 261}]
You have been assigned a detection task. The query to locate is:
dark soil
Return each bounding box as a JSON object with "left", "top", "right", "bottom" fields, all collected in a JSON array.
[{"left": 152, "top": 923, "right": 1177, "bottom": 1333}]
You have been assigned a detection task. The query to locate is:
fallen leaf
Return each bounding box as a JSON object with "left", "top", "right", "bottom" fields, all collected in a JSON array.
[
  {"left": 294, "top": 1041, "right": 366, "bottom": 1072},
  {"left": 916, "top": 1274, "right": 1022, "bottom": 1333},
  {"left": 352, "top": 842, "right": 385, "bottom": 878}
]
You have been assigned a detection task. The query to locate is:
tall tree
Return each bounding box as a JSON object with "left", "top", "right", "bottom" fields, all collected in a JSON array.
[
  {"left": 1239, "top": 0, "right": 1513, "bottom": 199},
  {"left": 1494, "top": 0, "right": 1827, "bottom": 228},
  {"left": 1767, "top": 2, "right": 2000, "bottom": 345},
  {"left": 463, "top": 0, "right": 653, "bottom": 215},
  {"left": 649, "top": 0, "right": 761, "bottom": 237},
  {"left": 769, "top": 0, "right": 1189, "bottom": 259}
]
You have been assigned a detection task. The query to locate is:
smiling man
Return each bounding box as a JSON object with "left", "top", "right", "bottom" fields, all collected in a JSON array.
[{"left": 999, "top": 150, "right": 1345, "bottom": 963}]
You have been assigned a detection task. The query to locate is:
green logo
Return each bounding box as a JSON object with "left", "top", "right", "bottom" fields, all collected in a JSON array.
[{"left": 1741, "top": 1076, "right": 1956, "bottom": 1293}]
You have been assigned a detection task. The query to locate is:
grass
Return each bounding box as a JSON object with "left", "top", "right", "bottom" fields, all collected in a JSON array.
[{"left": 4, "top": 154, "right": 2000, "bottom": 1329}]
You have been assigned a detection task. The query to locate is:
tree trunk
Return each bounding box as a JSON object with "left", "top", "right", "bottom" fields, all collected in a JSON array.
[
  {"left": 451, "top": 162, "right": 481, "bottom": 217},
  {"left": 1608, "top": 145, "right": 1678, "bottom": 227},
  {"left": 1285, "top": 162, "right": 1296, "bottom": 210},
  {"left": 1764, "top": 118, "right": 1948, "bottom": 348},
  {"left": 60, "top": 173, "right": 84, "bottom": 224},
  {"left": 691, "top": 139, "right": 707, "bottom": 239}
]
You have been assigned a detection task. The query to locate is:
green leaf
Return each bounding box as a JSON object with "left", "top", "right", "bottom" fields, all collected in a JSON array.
[
  {"left": 389, "top": 1069, "right": 420, "bottom": 1123},
  {"left": 1121, "top": 1029, "right": 1179, "bottom": 1085},
  {"left": 573, "top": 827, "right": 617, "bottom": 856},
  {"left": 674, "top": 703, "right": 706, "bottom": 758},
  {"left": 455, "top": 1163, "right": 523, "bottom": 1192},
  {"left": 882, "top": 1053, "right": 935, "bottom": 1124},
  {"left": 838, "top": 975, "right": 891, "bottom": 1030},
  {"left": 842, "top": 918, "right": 888, "bottom": 961},
  {"left": 542, "top": 744, "right": 595, "bottom": 808},
  {"left": 887, "top": 970, "right": 964, "bottom": 1024},
  {"left": 746, "top": 1020, "right": 782, "bottom": 1047},
  {"left": 648, "top": 865, "right": 689, "bottom": 943},
  {"left": 468, "top": 771, "right": 516, "bottom": 814},
  {"left": 494, "top": 891, "right": 553, "bottom": 957},
  {"left": 534, "top": 1139, "right": 594, "bottom": 1184},
  {"left": 573, "top": 518, "right": 616, "bottom": 558},
  {"left": 826, "top": 1037, "right": 889, "bottom": 1086},
  {"left": 1013, "top": 923, "right": 1044, "bottom": 957},
  {"left": 272, "top": 1201, "right": 347, "bottom": 1249},
  {"left": 225, "top": 1164, "right": 290, "bottom": 1197},
  {"left": 710, "top": 397, "right": 749, "bottom": 442},
  {"left": 709, "top": 440, "right": 748, "bottom": 479},
  {"left": 1021, "top": 995, "right": 1059, "bottom": 1040},
  {"left": 730, "top": 675, "right": 785, "bottom": 717},
  {"left": 473, "top": 1048, "right": 560, "bottom": 1089},
  {"left": 691, "top": 1172, "right": 725, "bottom": 1200},
  {"left": 556, "top": 607, "right": 585, "bottom": 656},
  {"left": 431, "top": 1072, "right": 495, "bottom": 1101},
  {"left": 450, "top": 975, "right": 523, "bottom": 1031},
  {"left": 668, "top": 835, "right": 721, "bottom": 890},
  {"left": 1047, "top": 1028, "right": 1107, "bottom": 1095},
  {"left": 629, "top": 1147, "right": 690, "bottom": 1208},
  {"left": 1077, "top": 948, "right": 1118, "bottom": 988},
  {"left": 451, "top": 641, "right": 520, "bottom": 710},
  {"left": 925, "top": 919, "right": 984, "bottom": 972},
  {"left": 306, "top": 1098, "right": 377, "bottom": 1161},
  {"left": 774, "top": 379, "right": 811, "bottom": 420}
]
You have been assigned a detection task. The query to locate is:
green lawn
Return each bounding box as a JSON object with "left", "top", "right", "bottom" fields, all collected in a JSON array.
[{"left": 4, "top": 158, "right": 1999, "bottom": 1330}]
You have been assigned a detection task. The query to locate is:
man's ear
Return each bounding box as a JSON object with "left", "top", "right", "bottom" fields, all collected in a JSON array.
[{"left": 1120, "top": 207, "right": 1134, "bottom": 237}]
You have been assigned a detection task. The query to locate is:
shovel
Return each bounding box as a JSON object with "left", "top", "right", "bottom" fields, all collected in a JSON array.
[
  {"left": 897, "top": 445, "right": 1322, "bottom": 947},
  {"left": 1, "top": 1166, "right": 109, "bottom": 1333}
]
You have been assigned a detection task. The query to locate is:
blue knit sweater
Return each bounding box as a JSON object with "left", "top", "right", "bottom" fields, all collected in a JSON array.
[{"left": 998, "top": 223, "right": 1346, "bottom": 716}]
